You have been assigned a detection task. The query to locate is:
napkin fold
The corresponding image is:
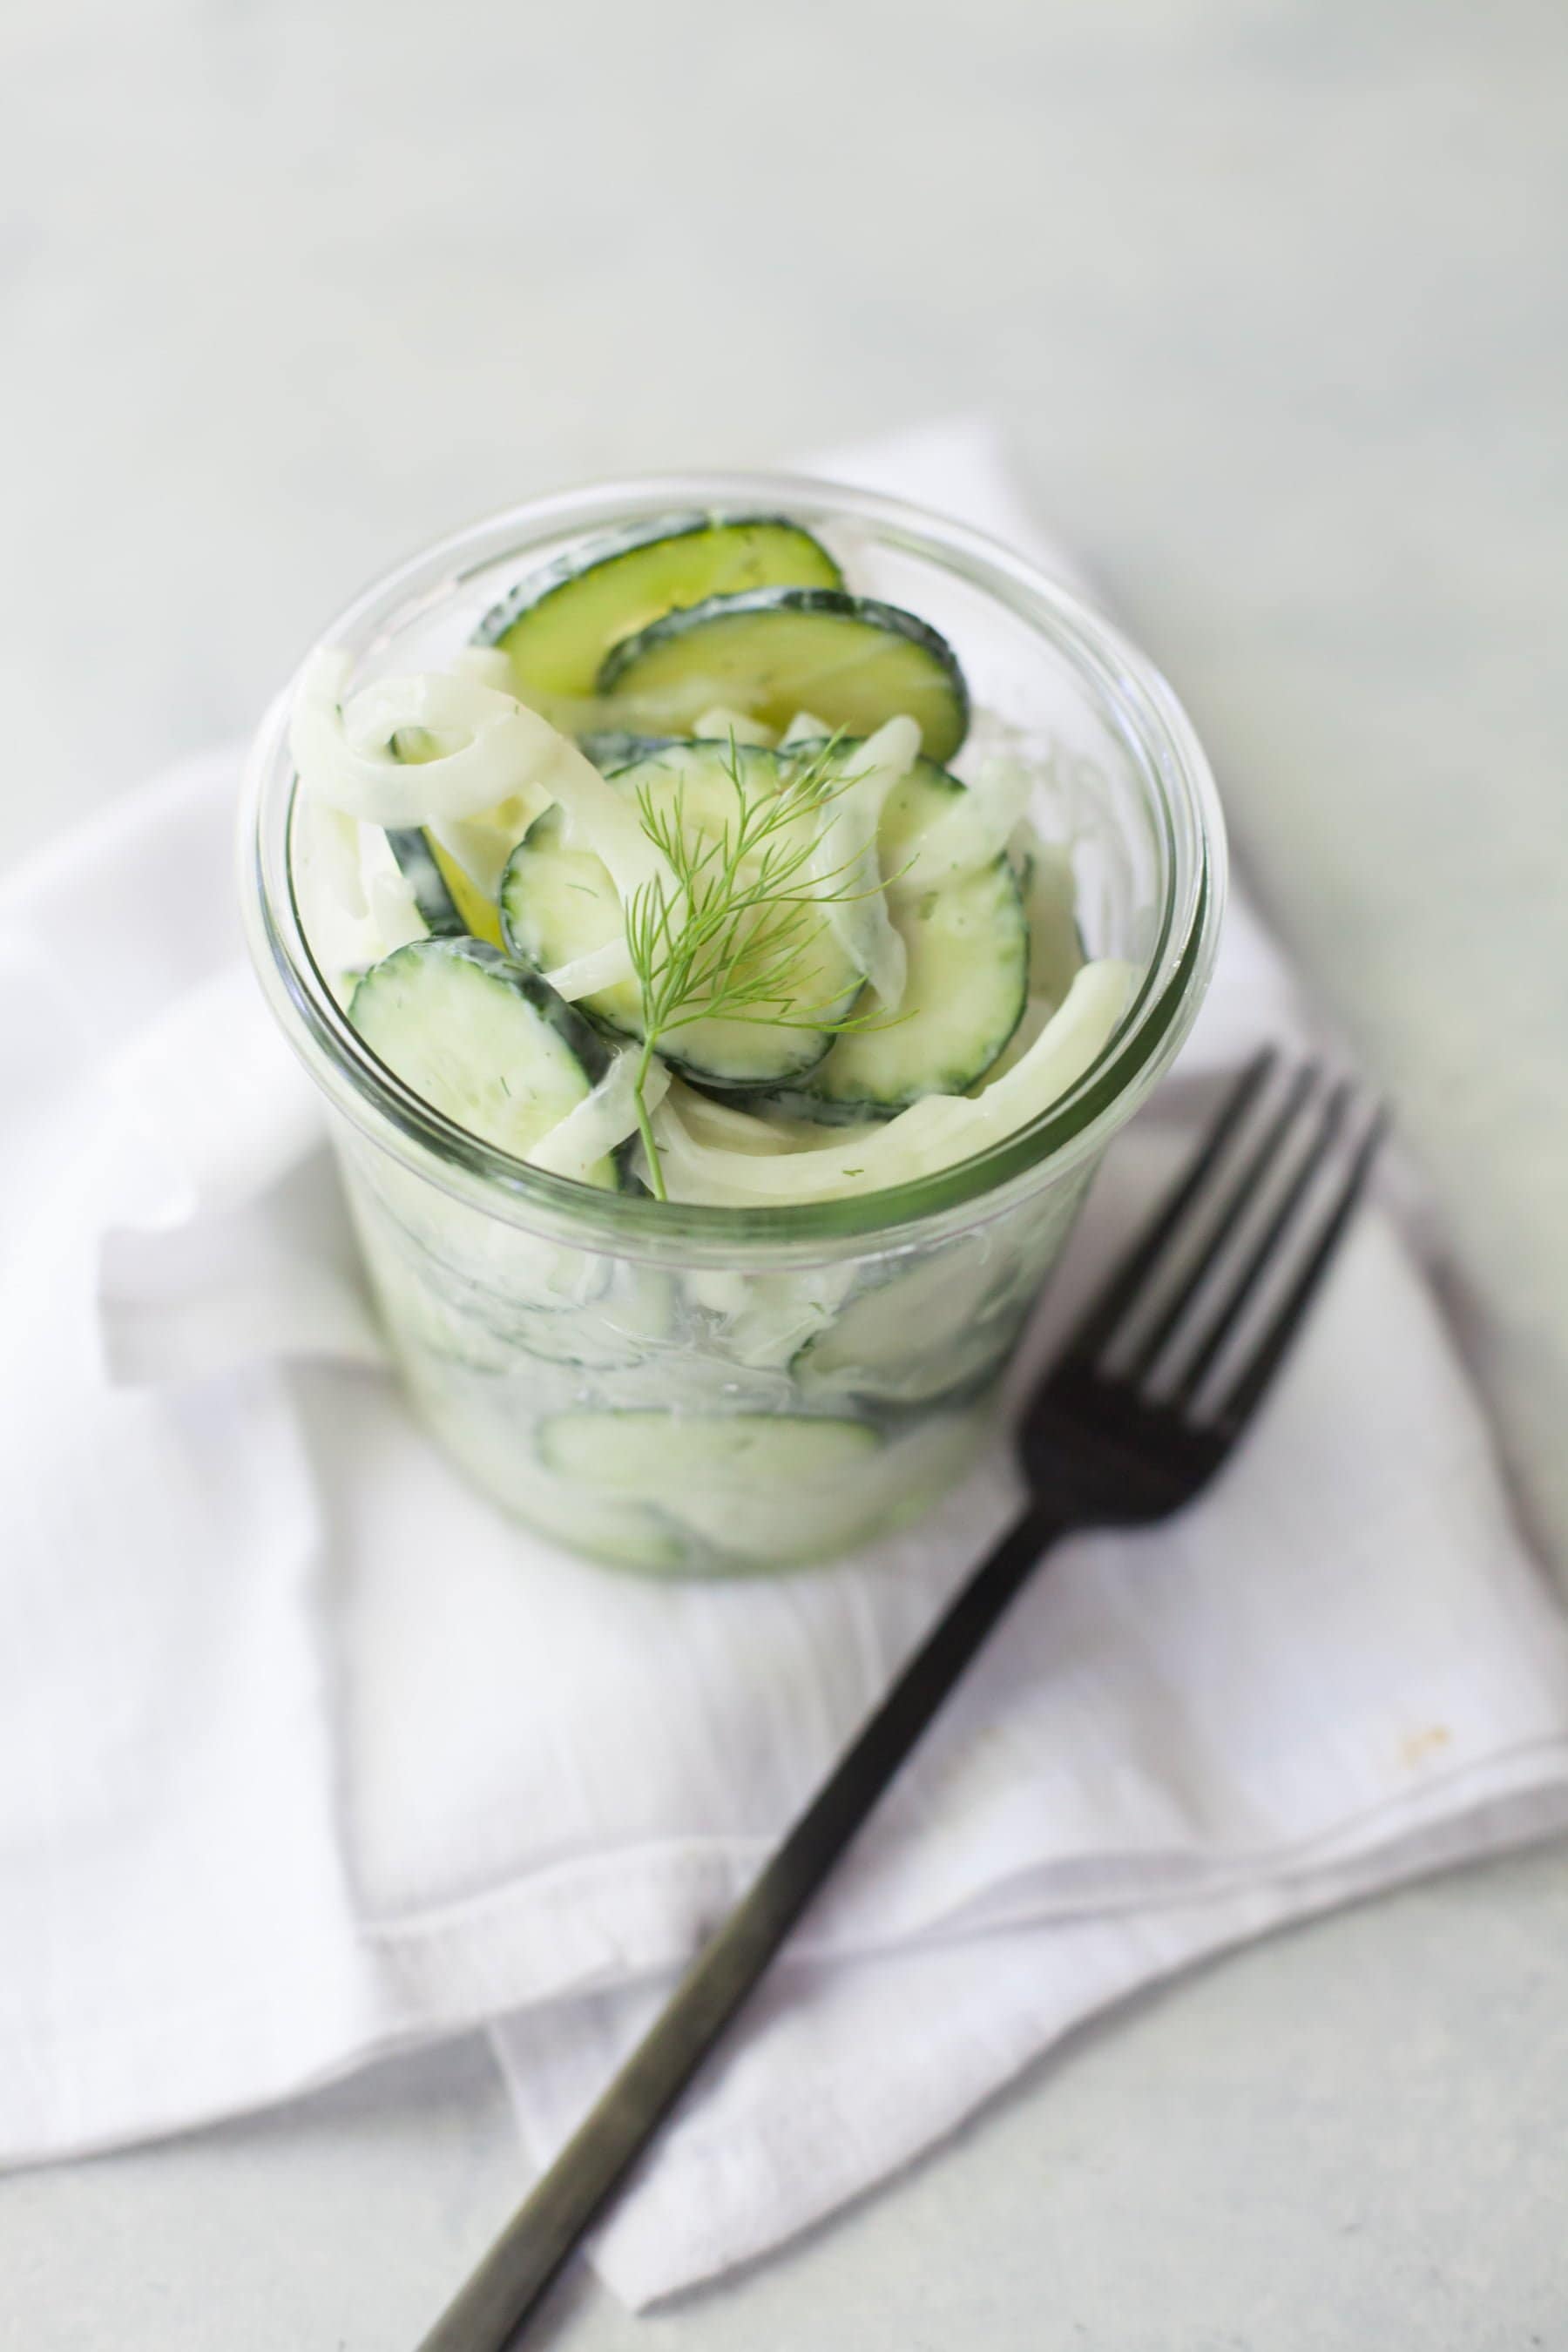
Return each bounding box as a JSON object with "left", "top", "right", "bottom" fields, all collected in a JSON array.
[{"left": 3, "top": 419, "right": 1567, "bottom": 2310}]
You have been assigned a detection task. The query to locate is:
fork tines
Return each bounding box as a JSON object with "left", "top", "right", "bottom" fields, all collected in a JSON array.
[{"left": 1067, "top": 1050, "right": 1387, "bottom": 1433}]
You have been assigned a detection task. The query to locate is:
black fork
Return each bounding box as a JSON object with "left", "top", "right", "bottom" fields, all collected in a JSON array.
[{"left": 418, "top": 1050, "right": 1385, "bottom": 2350}]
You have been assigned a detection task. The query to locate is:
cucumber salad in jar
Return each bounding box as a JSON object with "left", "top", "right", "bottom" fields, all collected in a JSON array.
[{"left": 285, "top": 509, "right": 1138, "bottom": 1575}]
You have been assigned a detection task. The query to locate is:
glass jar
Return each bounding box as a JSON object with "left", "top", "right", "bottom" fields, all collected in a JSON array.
[{"left": 241, "top": 476, "right": 1226, "bottom": 1575}]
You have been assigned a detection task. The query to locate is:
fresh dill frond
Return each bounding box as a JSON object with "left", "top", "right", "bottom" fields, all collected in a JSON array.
[{"left": 624, "top": 733, "right": 902, "bottom": 1199}]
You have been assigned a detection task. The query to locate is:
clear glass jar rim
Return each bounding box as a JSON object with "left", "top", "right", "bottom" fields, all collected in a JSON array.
[{"left": 241, "top": 470, "right": 1227, "bottom": 1266}]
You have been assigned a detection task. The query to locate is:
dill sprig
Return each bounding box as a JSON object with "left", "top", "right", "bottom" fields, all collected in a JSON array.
[{"left": 625, "top": 733, "right": 898, "bottom": 1199}]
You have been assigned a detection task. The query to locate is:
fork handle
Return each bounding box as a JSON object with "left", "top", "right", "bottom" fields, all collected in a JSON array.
[{"left": 417, "top": 1504, "right": 1062, "bottom": 2351}]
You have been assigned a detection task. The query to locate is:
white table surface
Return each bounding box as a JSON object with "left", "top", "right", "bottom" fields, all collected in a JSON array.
[{"left": 3, "top": 3, "right": 1565, "bottom": 2344}]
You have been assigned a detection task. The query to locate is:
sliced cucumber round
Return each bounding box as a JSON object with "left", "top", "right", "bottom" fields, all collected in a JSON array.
[
  {"left": 793, "top": 1244, "right": 1022, "bottom": 1406},
  {"left": 422, "top": 1394, "right": 690, "bottom": 1571},
  {"left": 809, "top": 859, "right": 1026, "bottom": 1115},
  {"left": 348, "top": 937, "right": 621, "bottom": 1187},
  {"left": 421, "top": 835, "right": 506, "bottom": 948},
  {"left": 384, "top": 729, "right": 511, "bottom": 947},
  {"left": 597, "top": 589, "right": 970, "bottom": 764},
  {"left": 578, "top": 729, "right": 679, "bottom": 774},
  {"left": 384, "top": 828, "right": 467, "bottom": 938},
  {"left": 757, "top": 745, "right": 1028, "bottom": 1119},
  {"left": 499, "top": 741, "right": 862, "bottom": 1090},
  {"left": 371, "top": 1229, "right": 678, "bottom": 1375},
  {"left": 537, "top": 1409, "right": 883, "bottom": 1566},
  {"left": 476, "top": 514, "right": 843, "bottom": 703},
  {"left": 504, "top": 1483, "right": 687, "bottom": 1575}
]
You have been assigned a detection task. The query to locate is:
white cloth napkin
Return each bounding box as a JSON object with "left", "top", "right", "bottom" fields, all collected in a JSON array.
[{"left": 3, "top": 419, "right": 1568, "bottom": 2312}]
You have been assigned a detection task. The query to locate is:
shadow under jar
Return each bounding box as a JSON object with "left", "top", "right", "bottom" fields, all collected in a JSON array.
[{"left": 241, "top": 475, "right": 1226, "bottom": 1577}]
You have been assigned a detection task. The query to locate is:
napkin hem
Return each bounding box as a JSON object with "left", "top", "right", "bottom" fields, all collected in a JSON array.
[
  {"left": 500, "top": 1781, "right": 1568, "bottom": 2309},
  {"left": 355, "top": 1729, "right": 1568, "bottom": 1986}
]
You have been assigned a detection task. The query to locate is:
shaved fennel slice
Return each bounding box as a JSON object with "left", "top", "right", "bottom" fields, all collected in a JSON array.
[
  {"left": 810, "top": 715, "right": 918, "bottom": 1009},
  {"left": 652, "top": 960, "right": 1131, "bottom": 1205},
  {"left": 897, "top": 754, "right": 1035, "bottom": 894},
  {"left": 530, "top": 1051, "right": 669, "bottom": 1184}
]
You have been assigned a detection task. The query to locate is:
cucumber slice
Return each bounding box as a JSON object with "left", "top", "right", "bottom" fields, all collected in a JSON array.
[
  {"left": 344, "top": 1149, "right": 614, "bottom": 1329},
  {"left": 538, "top": 1411, "right": 877, "bottom": 1488},
  {"left": 578, "top": 730, "right": 679, "bottom": 774},
  {"left": 650, "top": 961, "right": 1132, "bottom": 1206},
  {"left": 385, "top": 828, "right": 466, "bottom": 937},
  {"left": 499, "top": 740, "right": 862, "bottom": 1089},
  {"left": 505, "top": 1482, "right": 687, "bottom": 1575},
  {"left": 686, "top": 1260, "right": 860, "bottom": 1370},
  {"left": 423, "top": 835, "right": 507, "bottom": 948},
  {"left": 794, "top": 1244, "right": 1021, "bottom": 1405},
  {"left": 362, "top": 1225, "right": 631, "bottom": 1377},
  {"left": 598, "top": 589, "right": 970, "bottom": 765},
  {"left": 422, "top": 1393, "right": 689, "bottom": 1571},
  {"left": 808, "top": 860, "right": 1027, "bottom": 1114},
  {"left": 369, "top": 1208, "right": 678, "bottom": 1372},
  {"left": 760, "top": 747, "right": 1028, "bottom": 1118},
  {"left": 476, "top": 514, "right": 842, "bottom": 703},
  {"left": 537, "top": 1409, "right": 883, "bottom": 1566},
  {"left": 493, "top": 1281, "right": 675, "bottom": 1371},
  {"left": 348, "top": 938, "right": 621, "bottom": 1187},
  {"left": 384, "top": 730, "right": 510, "bottom": 948}
]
